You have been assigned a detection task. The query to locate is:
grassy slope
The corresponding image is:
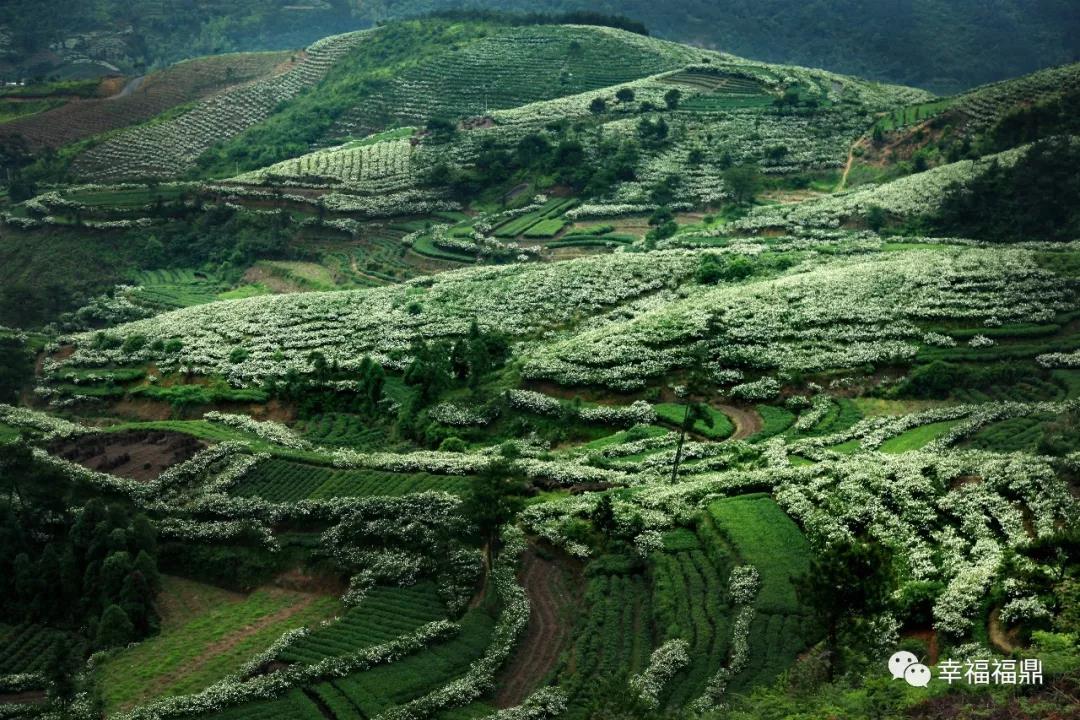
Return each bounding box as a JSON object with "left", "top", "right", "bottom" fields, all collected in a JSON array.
[{"left": 96, "top": 576, "right": 339, "bottom": 713}]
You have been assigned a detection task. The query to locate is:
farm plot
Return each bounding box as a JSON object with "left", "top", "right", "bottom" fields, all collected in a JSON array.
[
  {"left": 875, "top": 99, "right": 953, "bottom": 131},
  {"left": 0, "top": 51, "right": 292, "bottom": 148},
  {"left": 967, "top": 414, "right": 1057, "bottom": 453},
  {"left": 47, "top": 430, "right": 205, "bottom": 482},
  {"left": 561, "top": 572, "right": 653, "bottom": 719},
  {"left": 878, "top": 419, "right": 963, "bottom": 453},
  {"left": 307, "top": 608, "right": 496, "bottom": 719},
  {"left": 492, "top": 199, "right": 576, "bottom": 239},
  {"left": 231, "top": 458, "right": 473, "bottom": 502},
  {"left": 787, "top": 398, "right": 863, "bottom": 438},
  {"left": 72, "top": 31, "right": 368, "bottom": 179},
  {"left": 131, "top": 269, "right": 241, "bottom": 309},
  {"left": 653, "top": 403, "right": 734, "bottom": 440},
  {"left": 650, "top": 543, "right": 733, "bottom": 708},
  {"left": 281, "top": 582, "right": 447, "bottom": 664},
  {"left": 296, "top": 413, "right": 388, "bottom": 449},
  {"left": 706, "top": 494, "right": 814, "bottom": 691},
  {"left": 0, "top": 624, "right": 84, "bottom": 674},
  {"left": 331, "top": 24, "right": 706, "bottom": 137}
]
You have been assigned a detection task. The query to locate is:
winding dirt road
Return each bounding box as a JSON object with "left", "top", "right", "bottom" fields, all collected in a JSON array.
[
  {"left": 714, "top": 404, "right": 763, "bottom": 440},
  {"left": 494, "top": 548, "right": 581, "bottom": 708}
]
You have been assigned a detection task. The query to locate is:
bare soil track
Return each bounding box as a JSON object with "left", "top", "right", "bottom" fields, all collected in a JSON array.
[
  {"left": 494, "top": 546, "right": 583, "bottom": 708},
  {"left": 713, "top": 403, "right": 763, "bottom": 440}
]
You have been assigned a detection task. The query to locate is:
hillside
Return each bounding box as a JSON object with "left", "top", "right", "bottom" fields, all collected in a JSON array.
[
  {"left": 0, "top": 16, "right": 1077, "bottom": 720},
  {"left": 1, "top": 2, "right": 1078, "bottom": 95}
]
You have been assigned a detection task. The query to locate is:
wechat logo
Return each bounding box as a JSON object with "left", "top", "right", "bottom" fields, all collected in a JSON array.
[{"left": 889, "top": 651, "right": 931, "bottom": 687}]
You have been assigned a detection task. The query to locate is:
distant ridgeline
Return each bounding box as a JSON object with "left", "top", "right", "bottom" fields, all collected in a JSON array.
[{"left": 0, "top": 1, "right": 1077, "bottom": 92}]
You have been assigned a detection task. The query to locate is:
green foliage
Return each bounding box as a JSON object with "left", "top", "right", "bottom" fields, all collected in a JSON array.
[
  {"left": 795, "top": 540, "right": 892, "bottom": 678},
  {"left": 695, "top": 254, "right": 755, "bottom": 285},
  {"left": 562, "top": 571, "right": 653, "bottom": 717},
  {"left": 0, "top": 335, "right": 33, "bottom": 403},
  {"left": 271, "top": 354, "right": 386, "bottom": 419},
  {"left": 664, "top": 88, "right": 681, "bottom": 110},
  {"left": 232, "top": 459, "right": 471, "bottom": 502},
  {"left": 986, "top": 87, "right": 1080, "bottom": 152},
  {"left": 0, "top": 459, "right": 162, "bottom": 660},
  {"left": 708, "top": 495, "right": 810, "bottom": 615},
  {"left": 462, "top": 459, "right": 527, "bottom": 550},
  {"left": 95, "top": 604, "right": 134, "bottom": 649},
  {"left": 751, "top": 405, "right": 796, "bottom": 441},
  {"left": 897, "top": 360, "right": 1033, "bottom": 399},
  {"left": 654, "top": 403, "right": 734, "bottom": 440},
  {"left": 932, "top": 138, "right": 1080, "bottom": 242},
  {"left": 0, "top": 624, "right": 87, "bottom": 675},
  {"left": 723, "top": 164, "right": 762, "bottom": 204},
  {"left": 650, "top": 543, "right": 733, "bottom": 706},
  {"left": 280, "top": 583, "right": 447, "bottom": 664},
  {"left": 157, "top": 543, "right": 280, "bottom": 593}
]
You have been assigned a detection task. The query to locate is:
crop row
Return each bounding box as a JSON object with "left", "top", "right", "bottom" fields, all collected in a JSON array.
[
  {"left": 282, "top": 583, "right": 447, "bottom": 665},
  {"left": 650, "top": 548, "right": 731, "bottom": 708},
  {"left": 73, "top": 30, "right": 369, "bottom": 180},
  {"left": 562, "top": 573, "right": 653, "bottom": 719},
  {"left": 0, "top": 623, "right": 79, "bottom": 674},
  {"left": 231, "top": 459, "right": 472, "bottom": 502},
  {"left": 307, "top": 609, "right": 496, "bottom": 719},
  {"left": 203, "top": 688, "right": 326, "bottom": 720},
  {"left": 297, "top": 413, "right": 389, "bottom": 449}
]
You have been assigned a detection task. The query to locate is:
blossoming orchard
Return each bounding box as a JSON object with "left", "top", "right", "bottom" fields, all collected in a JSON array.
[{"left": 0, "top": 11, "right": 1077, "bottom": 720}]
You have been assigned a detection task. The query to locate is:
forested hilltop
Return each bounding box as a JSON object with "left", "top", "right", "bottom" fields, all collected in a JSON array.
[
  {"left": 0, "top": 14, "right": 1077, "bottom": 720},
  {"left": 1, "top": 1, "right": 1078, "bottom": 93}
]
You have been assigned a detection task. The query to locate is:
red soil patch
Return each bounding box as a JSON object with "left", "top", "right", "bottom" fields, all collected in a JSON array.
[
  {"left": 48, "top": 430, "right": 205, "bottom": 481},
  {"left": 0, "top": 52, "right": 292, "bottom": 149},
  {"left": 0, "top": 690, "right": 46, "bottom": 706},
  {"left": 494, "top": 546, "right": 584, "bottom": 708}
]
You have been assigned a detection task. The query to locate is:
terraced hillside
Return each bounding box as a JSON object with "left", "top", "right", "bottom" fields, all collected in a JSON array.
[
  {"left": 0, "top": 16, "right": 1077, "bottom": 720},
  {"left": 0, "top": 52, "right": 293, "bottom": 149}
]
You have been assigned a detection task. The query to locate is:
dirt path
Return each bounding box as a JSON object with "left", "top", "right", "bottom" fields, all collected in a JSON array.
[
  {"left": 988, "top": 607, "right": 1017, "bottom": 654},
  {"left": 714, "top": 404, "right": 763, "bottom": 440},
  {"left": 493, "top": 548, "right": 582, "bottom": 708},
  {"left": 108, "top": 76, "right": 145, "bottom": 100},
  {"left": 837, "top": 141, "right": 858, "bottom": 192}
]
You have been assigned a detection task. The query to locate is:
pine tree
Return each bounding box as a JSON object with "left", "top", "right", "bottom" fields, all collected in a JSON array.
[
  {"left": 131, "top": 514, "right": 157, "bottom": 556},
  {"left": 44, "top": 638, "right": 80, "bottom": 705},
  {"left": 95, "top": 604, "right": 134, "bottom": 649},
  {"left": 37, "top": 544, "right": 63, "bottom": 621},
  {"left": 120, "top": 571, "right": 158, "bottom": 636},
  {"left": 134, "top": 550, "right": 161, "bottom": 594},
  {"left": 100, "top": 551, "right": 132, "bottom": 604}
]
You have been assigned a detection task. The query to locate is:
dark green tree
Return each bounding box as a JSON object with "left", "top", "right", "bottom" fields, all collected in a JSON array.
[
  {"left": 0, "top": 336, "right": 33, "bottom": 403},
  {"left": 723, "top": 164, "right": 762, "bottom": 205},
  {"left": 664, "top": 88, "right": 682, "bottom": 110},
  {"left": 462, "top": 459, "right": 526, "bottom": 568},
  {"left": 795, "top": 540, "right": 893, "bottom": 679},
  {"left": 95, "top": 604, "right": 135, "bottom": 649}
]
